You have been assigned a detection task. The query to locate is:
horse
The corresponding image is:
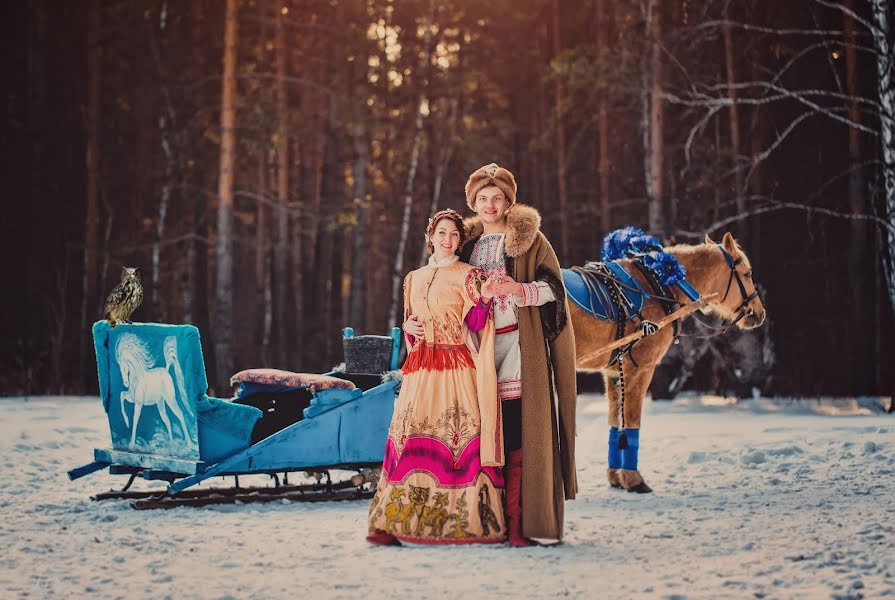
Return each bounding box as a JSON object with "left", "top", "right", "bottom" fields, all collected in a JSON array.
[
  {"left": 115, "top": 334, "right": 194, "bottom": 448},
  {"left": 567, "top": 231, "right": 766, "bottom": 493}
]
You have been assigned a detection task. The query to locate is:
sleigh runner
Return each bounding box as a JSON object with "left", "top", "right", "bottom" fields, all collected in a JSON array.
[{"left": 69, "top": 321, "right": 402, "bottom": 509}]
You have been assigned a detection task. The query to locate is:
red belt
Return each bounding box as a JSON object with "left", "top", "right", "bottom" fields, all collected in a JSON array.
[{"left": 495, "top": 324, "right": 519, "bottom": 335}]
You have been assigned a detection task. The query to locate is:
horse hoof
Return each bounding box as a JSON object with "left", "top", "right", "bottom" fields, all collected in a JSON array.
[
  {"left": 607, "top": 468, "right": 623, "bottom": 489},
  {"left": 626, "top": 481, "right": 653, "bottom": 494}
]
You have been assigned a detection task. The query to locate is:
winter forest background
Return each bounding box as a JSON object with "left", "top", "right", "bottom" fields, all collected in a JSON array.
[{"left": 3, "top": 0, "right": 893, "bottom": 397}]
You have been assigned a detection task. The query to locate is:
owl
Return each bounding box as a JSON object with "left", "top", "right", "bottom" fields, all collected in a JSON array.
[{"left": 104, "top": 267, "right": 143, "bottom": 328}]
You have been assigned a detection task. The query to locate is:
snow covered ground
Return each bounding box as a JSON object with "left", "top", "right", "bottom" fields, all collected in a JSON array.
[{"left": 1, "top": 394, "right": 892, "bottom": 600}]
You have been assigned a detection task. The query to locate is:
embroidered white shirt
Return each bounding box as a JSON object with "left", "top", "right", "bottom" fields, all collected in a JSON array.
[{"left": 468, "top": 233, "right": 555, "bottom": 401}]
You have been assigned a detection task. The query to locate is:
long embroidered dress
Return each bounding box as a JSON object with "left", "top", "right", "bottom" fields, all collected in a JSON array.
[{"left": 367, "top": 255, "right": 506, "bottom": 544}]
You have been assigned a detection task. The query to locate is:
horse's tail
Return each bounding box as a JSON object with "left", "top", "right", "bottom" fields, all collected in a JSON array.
[{"left": 164, "top": 336, "right": 193, "bottom": 415}]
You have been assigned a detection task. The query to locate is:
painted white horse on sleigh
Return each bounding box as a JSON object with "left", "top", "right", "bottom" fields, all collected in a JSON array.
[{"left": 115, "top": 333, "right": 195, "bottom": 448}]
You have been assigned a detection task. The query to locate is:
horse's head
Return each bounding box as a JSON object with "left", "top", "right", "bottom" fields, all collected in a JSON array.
[
  {"left": 115, "top": 333, "right": 152, "bottom": 388},
  {"left": 703, "top": 232, "right": 766, "bottom": 329}
]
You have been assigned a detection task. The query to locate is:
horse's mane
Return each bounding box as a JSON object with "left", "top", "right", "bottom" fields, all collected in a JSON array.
[
  {"left": 666, "top": 239, "right": 752, "bottom": 271},
  {"left": 115, "top": 334, "right": 154, "bottom": 373}
]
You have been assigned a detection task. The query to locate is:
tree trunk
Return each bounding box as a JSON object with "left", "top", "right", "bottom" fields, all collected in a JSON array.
[
  {"left": 870, "top": 0, "right": 895, "bottom": 318},
  {"left": 552, "top": 0, "right": 570, "bottom": 260},
  {"left": 320, "top": 216, "right": 335, "bottom": 362},
  {"left": 643, "top": 0, "right": 666, "bottom": 239},
  {"left": 256, "top": 149, "right": 270, "bottom": 365},
  {"left": 272, "top": 3, "right": 290, "bottom": 366},
  {"left": 596, "top": 0, "right": 611, "bottom": 237},
  {"left": 349, "top": 110, "right": 370, "bottom": 329},
  {"left": 420, "top": 99, "right": 458, "bottom": 265},
  {"left": 180, "top": 0, "right": 205, "bottom": 326},
  {"left": 388, "top": 0, "right": 435, "bottom": 328},
  {"left": 81, "top": 0, "right": 101, "bottom": 382},
  {"left": 152, "top": 1, "right": 173, "bottom": 322},
  {"left": 214, "top": 0, "right": 238, "bottom": 390},
  {"left": 538, "top": 20, "right": 551, "bottom": 209},
  {"left": 843, "top": 0, "right": 875, "bottom": 393},
  {"left": 290, "top": 136, "right": 304, "bottom": 367},
  {"left": 26, "top": 0, "right": 48, "bottom": 393},
  {"left": 722, "top": 8, "right": 746, "bottom": 238},
  {"left": 307, "top": 86, "right": 326, "bottom": 269}
]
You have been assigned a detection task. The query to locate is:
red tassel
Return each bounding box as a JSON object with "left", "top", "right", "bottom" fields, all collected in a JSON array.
[{"left": 402, "top": 343, "right": 474, "bottom": 374}]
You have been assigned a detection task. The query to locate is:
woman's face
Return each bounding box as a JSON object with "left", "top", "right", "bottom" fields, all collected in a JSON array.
[
  {"left": 430, "top": 217, "right": 461, "bottom": 258},
  {"left": 474, "top": 185, "right": 509, "bottom": 225}
]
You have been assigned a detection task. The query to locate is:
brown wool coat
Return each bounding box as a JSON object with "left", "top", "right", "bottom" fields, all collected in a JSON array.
[{"left": 461, "top": 204, "right": 578, "bottom": 541}]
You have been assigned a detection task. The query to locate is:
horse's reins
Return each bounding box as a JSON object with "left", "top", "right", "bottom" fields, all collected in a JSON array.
[{"left": 683, "top": 246, "right": 760, "bottom": 338}]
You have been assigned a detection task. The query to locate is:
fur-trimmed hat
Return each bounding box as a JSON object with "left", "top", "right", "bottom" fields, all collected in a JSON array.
[{"left": 464, "top": 163, "right": 517, "bottom": 210}]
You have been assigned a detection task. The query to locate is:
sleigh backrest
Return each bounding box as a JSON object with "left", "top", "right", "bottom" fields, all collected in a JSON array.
[
  {"left": 341, "top": 327, "right": 402, "bottom": 374},
  {"left": 92, "top": 321, "right": 203, "bottom": 460}
]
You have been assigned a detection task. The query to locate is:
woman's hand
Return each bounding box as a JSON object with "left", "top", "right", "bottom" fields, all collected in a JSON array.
[
  {"left": 491, "top": 275, "right": 525, "bottom": 298},
  {"left": 481, "top": 275, "right": 501, "bottom": 300},
  {"left": 403, "top": 315, "right": 425, "bottom": 339}
]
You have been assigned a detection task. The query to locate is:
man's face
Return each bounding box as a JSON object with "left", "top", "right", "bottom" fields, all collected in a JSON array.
[{"left": 474, "top": 186, "right": 509, "bottom": 225}]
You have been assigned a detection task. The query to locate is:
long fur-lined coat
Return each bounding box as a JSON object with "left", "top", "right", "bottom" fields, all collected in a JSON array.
[{"left": 460, "top": 203, "right": 578, "bottom": 540}]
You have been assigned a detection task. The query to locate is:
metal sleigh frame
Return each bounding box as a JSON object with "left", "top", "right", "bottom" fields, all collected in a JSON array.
[{"left": 68, "top": 322, "right": 402, "bottom": 509}]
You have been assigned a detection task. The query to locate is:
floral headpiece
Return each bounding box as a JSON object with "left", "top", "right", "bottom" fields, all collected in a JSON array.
[{"left": 424, "top": 208, "right": 466, "bottom": 255}]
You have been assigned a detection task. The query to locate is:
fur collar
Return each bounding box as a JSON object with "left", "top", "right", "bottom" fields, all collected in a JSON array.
[{"left": 462, "top": 203, "right": 542, "bottom": 258}]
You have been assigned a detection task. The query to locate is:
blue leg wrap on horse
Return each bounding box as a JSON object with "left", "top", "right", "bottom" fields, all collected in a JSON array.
[
  {"left": 608, "top": 427, "right": 621, "bottom": 469},
  {"left": 621, "top": 428, "right": 640, "bottom": 471}
]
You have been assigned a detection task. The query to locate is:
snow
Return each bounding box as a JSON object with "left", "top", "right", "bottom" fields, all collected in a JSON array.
[{"left": 1, "top": 394, "right": 893, "bottom": 599}]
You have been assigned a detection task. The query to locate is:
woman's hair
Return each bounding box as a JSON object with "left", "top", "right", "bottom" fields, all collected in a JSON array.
[{"left": 425, "top": 208, "right": 465, "bottom": 255}]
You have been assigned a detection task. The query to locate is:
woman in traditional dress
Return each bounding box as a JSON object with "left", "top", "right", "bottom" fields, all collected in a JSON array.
[{"left": 366, "top": 209, "right": 506, "bottom": 546}]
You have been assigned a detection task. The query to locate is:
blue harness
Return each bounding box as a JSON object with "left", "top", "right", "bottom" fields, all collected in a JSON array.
[
  {"left": 563, "top": 262, "right": 645, "bottom": 322},
  {"left": 563, "top": 261, "right": 701, "bottom": 323}
]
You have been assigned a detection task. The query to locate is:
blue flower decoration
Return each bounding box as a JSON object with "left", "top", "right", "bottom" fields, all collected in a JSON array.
[
  {"left": 641, "top": 250, "right": 687, "bottom": 286},
  {"left": 601, "top": 226, "right": 649, "bottom": 261},
  {"left": 600, "top": 227, "right": 687, "bottom": 287}
]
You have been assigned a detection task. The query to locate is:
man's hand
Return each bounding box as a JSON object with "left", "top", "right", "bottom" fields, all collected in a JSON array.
[
  {"left": 481, "top": 275, "right": 501, "bottom": 300},
  {"left": 491, "top": 275, "right": 525, "bottom": 298},
  {"left": 402, "top": 315, "right": 425, "bottom": 338}
]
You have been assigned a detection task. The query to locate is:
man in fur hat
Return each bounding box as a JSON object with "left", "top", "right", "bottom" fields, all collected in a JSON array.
[{"left": 459, "top": 163, "right": 577, "bottom": 545}]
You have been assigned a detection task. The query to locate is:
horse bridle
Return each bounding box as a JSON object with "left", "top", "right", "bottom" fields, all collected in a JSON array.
[{"left": 719, "top": 245, "right": 760, "bottom": 327}]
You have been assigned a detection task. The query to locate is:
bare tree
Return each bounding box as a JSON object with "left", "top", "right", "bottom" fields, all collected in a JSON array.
[
  {"left": 81, "top": 0, "right": 101, "bottom": 380},
  {"left": 868, "top": 0, "right": 895, "bottom": 313},
  {"left": 213, "top": 0, "right": 239, "bottom": 389},
  {"left": 665, "top": 1, "right": 894, "bottom": 316},
  {"left": 844, "top": 0, "right": 876, "bottom": 391},
  {"left": 643, "top": 0, "right": 667, "bottom": 238},
  {"left": 419, "top": 98, "right": 459, "bottom": 266},
  {"left": 180, "top": 0, "right": 206, "bottom": 326},
  {"left": 273, "top": 3, "right": 290, "bottom": 366},
  {"left": 722, "top": 4, "right": 746, "bottom": 236},
  {"left": 388, "top": 0, "right": 435, "bottom": 328},
  {"left": 552, "top": 0, "right": 570, "bottom": 259},
  {"left": 596, "top": 0, "right": 612, "bottom": 236},
  {"left": 150, "top": 1, "right": 176, "bottom": 322},
  {"left": 349, "top": 108, "right": 370, "bottom": 330}
]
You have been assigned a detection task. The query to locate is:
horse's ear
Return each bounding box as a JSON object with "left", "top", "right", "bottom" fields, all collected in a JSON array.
[
  {"left": 704, "top": 233, "right": 715, "bottom": 245},
  {"left": 721, "top": 231, "right": 737, "bottom": 254}
]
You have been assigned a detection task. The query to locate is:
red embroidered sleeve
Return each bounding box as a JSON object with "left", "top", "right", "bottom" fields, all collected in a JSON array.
[
  {"left": 513, "top": 281, "right": 555, "bottom": 307},
  {"left": 464, "top": 267, "right": 484, "bottom": 304}
]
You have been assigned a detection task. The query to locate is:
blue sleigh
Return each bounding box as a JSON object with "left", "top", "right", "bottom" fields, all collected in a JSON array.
[{"left": 68, "top": 322, "right": 401, "bottom": 508}]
